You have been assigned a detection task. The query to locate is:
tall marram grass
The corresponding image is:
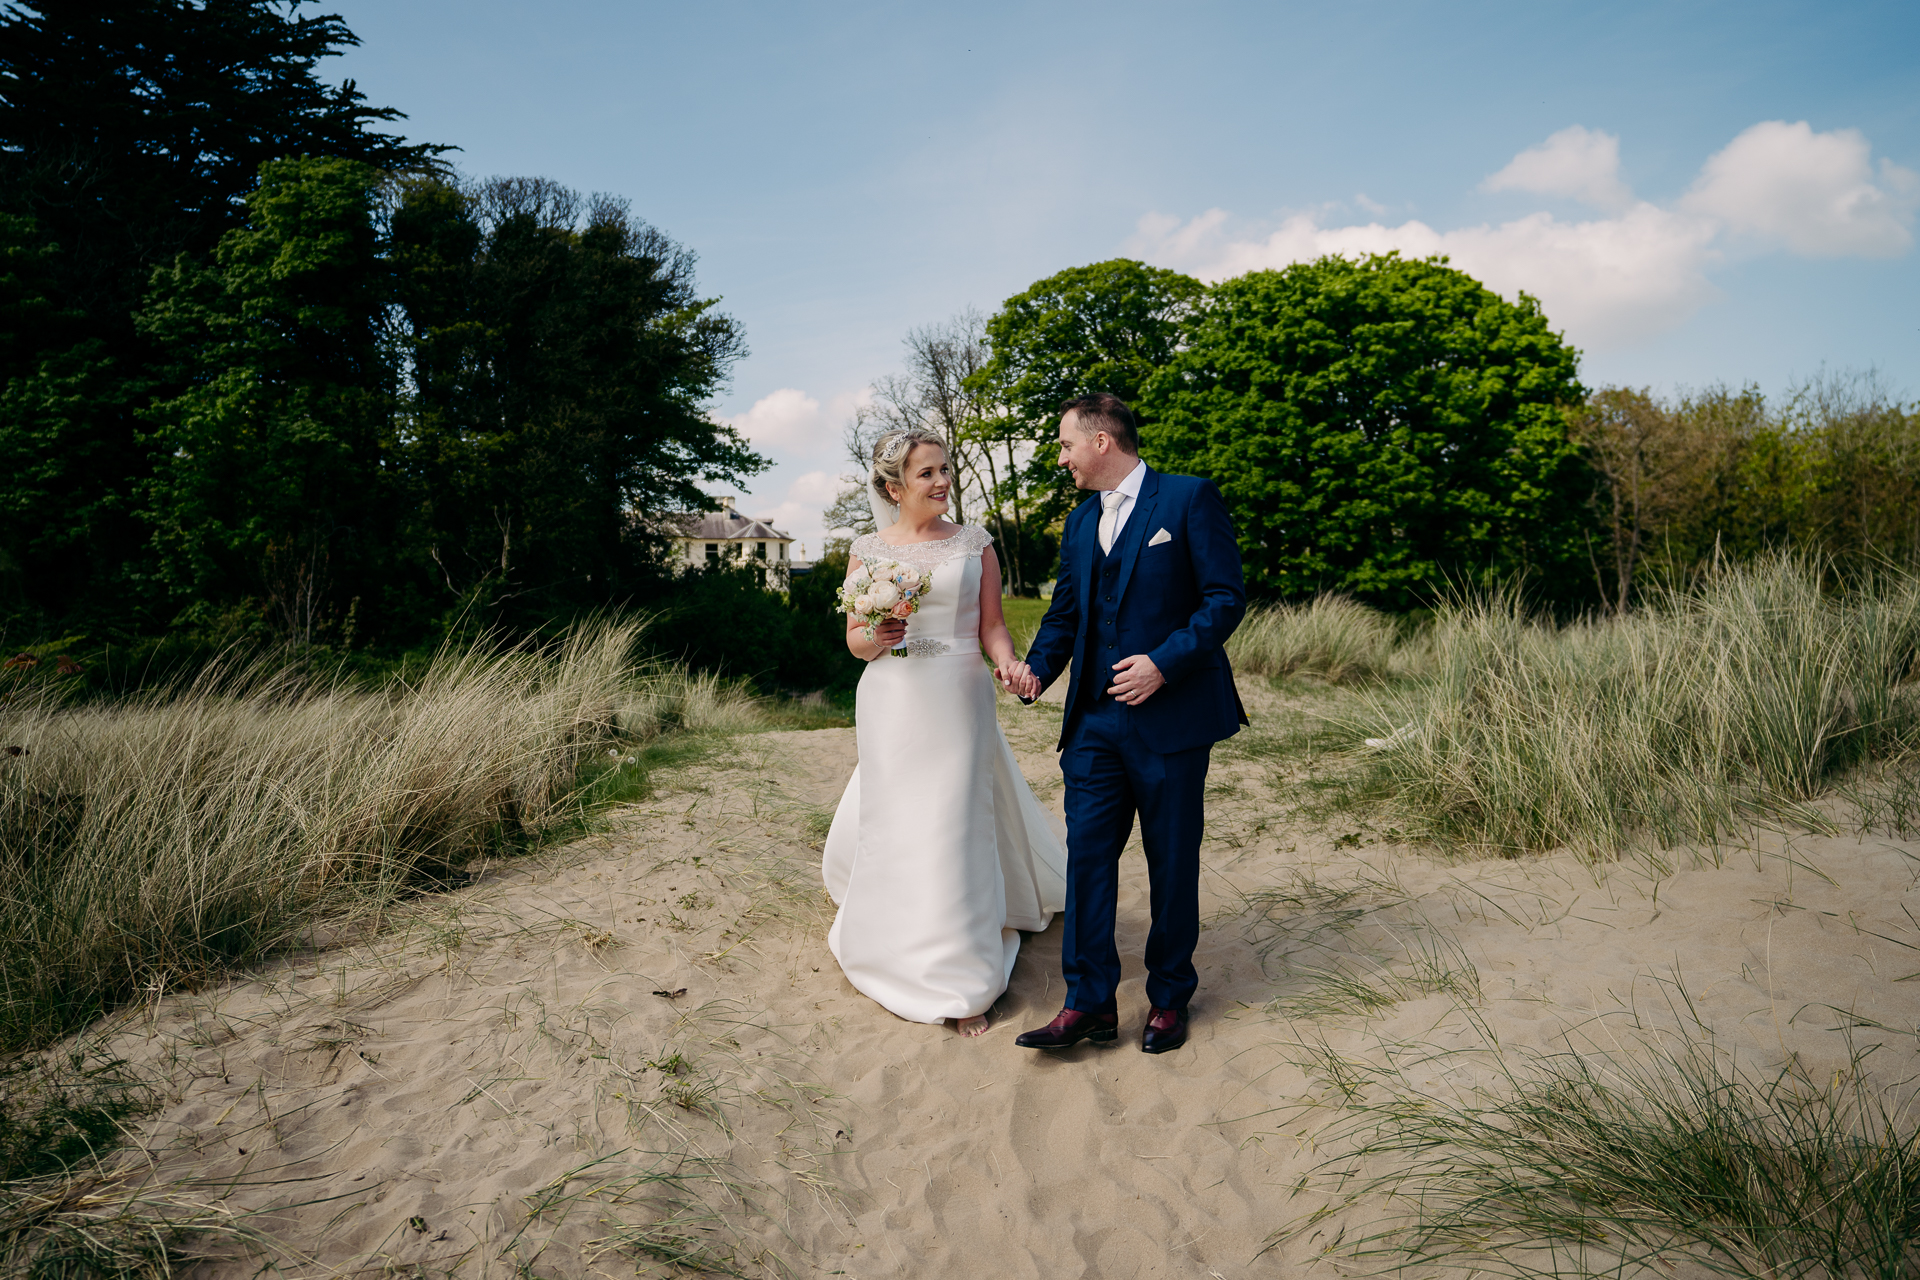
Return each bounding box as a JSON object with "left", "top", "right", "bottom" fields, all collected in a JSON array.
[
  {"left": 1229, "top": 594, "right": 1402, "bottom": 685},
  {"left": 0, "top": 623, "right": 760, "bottom": 1051},
  {"left": 1361, "top": 555, "right": 1920, "bottom": 856},
  {"left": 619, "top": 667, "right": 769, "bottom": 738},
  {"left": 1285, "top": 1023, "right": 1920, "bottom": 1279}
]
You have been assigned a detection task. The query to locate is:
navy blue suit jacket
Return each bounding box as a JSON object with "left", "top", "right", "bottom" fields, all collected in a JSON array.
[{"left": 1025, "top": 467, "right": 1248, "bottom": 754}]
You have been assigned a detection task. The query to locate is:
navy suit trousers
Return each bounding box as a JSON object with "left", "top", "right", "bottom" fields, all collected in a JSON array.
[{"left": 1059, "top": 693, "right": 1210, "bottom": 1014}]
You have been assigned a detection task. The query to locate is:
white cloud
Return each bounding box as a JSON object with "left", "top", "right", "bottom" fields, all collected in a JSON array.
[
  {"left": 1129, "top": 204, "right": 1719, "bottom": 348},
  {"left": 1483, "top": 125, "right": 1633, "bottom": 211},
  {"left": 1682, "top": 120, "right": 1919, "bottom": 257},
  {"left": 724, "top": 387, "right": 832, "bottom": 451},
  {"left": 723, "top": 384, "right": 876, "bottom": 463},
  {"left": 1127, "top": 120, "right": 1915, "bottom": 351},
  {"left": 783, "top": 469, "right": 844, "bottom": 506}
]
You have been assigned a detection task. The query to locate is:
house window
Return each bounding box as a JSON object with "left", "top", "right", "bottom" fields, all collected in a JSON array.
[
  {"left": 706, "top": 542, "right": 719, "bottom": 564},
  {"left": 778, "top": 542, "right": 787, "bottom": 560},
  {"left": 755, "top": 541, "right": 767, "bottom": 560}
]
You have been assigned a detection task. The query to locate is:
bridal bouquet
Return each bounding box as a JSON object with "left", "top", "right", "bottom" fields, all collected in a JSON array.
[{"left": 839, "top": 558, "right": 932, "bottom": 654}]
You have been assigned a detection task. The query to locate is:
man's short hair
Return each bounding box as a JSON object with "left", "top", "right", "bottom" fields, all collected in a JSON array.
[{"left": 1059, "top": 393, "right": 1139, "bottom": 454}]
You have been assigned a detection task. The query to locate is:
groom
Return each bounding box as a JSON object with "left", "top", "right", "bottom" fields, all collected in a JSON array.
[{"left": 1009, "top": 394, "right": 1246, "bottom": 1056}]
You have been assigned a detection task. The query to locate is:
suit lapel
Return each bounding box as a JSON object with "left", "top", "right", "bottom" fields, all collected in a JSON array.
[{"left": 1109, "top": 467, "right": 1160, "bottom": 609}]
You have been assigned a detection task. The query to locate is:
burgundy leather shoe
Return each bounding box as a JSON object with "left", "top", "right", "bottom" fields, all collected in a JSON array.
[
  {"left": 1013, "top": 1008, "right": 1119, "bottom": 1049},
  {"left": 1141, "top": 1006, "right": 1189, "bottom": 1055}
]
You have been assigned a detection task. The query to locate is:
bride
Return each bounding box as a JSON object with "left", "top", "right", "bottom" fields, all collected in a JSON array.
[{"left": 821, "top": 426, "right": 1067, "bottom": 1037}]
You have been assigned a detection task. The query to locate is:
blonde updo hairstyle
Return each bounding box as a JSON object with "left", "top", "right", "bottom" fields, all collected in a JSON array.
[{"left": 870, "top": 427, "right": 949, "bottom": 509}]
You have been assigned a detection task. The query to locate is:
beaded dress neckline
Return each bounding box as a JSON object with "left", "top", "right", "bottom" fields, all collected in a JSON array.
[{"left": 852, "top": 525, "right": 991, "bottom": 571}]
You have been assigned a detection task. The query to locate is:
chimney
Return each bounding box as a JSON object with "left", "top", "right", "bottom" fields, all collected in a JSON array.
[{"left": 717, "top": 496, "right": 735, "bottom": 513}]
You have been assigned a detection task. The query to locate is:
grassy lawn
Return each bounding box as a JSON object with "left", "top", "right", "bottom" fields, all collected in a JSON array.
[{"left": 1001, "top": 595, "right": 1051, "bottom": 650}]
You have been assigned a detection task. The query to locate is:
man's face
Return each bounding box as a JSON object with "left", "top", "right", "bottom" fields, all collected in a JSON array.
[{"left": 1056, "top": 412, "right": 1107, "bottom": 491}]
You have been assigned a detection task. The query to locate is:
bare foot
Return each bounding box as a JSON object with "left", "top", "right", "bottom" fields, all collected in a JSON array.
[{"left": 957, "top": 1014, "right": 990, "bottom": 1037}]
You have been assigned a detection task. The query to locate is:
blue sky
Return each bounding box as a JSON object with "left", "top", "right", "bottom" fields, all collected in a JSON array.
[{"left": 331, "top": 1, "right": 1920, "bottom": 551}]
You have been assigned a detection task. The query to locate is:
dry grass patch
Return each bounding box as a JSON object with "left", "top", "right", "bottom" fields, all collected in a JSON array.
[
  {"left": 1353, "top": 556, "right": 1920, "bottom": 858},
  {"left": 1229, "top": 594, "right": 1404, "bottom": 685},
  {"left": 1280, "top": 1017, "right": 1920, "bottom": 1280},
  {"left": 0, "top": 624, "right": 665, "bottom": 1051}
]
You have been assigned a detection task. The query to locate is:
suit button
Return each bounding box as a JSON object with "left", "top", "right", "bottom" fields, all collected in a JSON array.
[
  {"left": 1106, "top": 643, "right": 1115, "bottom": 649},
  {"left": 1104, "top": 595, "right": 1113, "bottom": 602},
  {"left": 1104, "top": 619, "right": 1113, "bottom": 626}
]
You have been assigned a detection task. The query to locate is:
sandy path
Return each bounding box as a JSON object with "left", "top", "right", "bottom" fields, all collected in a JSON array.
[{"left": 96, "top": 678, "right": 1920, "bottom": 1278}]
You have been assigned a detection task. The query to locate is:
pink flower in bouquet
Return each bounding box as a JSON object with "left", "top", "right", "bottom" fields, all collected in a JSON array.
[{"left": 889, "top": 600, "right": 912, "bottom": 619}]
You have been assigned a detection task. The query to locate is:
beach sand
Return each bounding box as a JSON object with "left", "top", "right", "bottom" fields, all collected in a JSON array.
[{"left": 93, "top": 676, "right": 1920, "bottom": 1278}]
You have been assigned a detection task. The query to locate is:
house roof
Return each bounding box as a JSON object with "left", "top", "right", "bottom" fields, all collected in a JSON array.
[{"left": 672, "top": 509, "right": 791, "bottom": 541}]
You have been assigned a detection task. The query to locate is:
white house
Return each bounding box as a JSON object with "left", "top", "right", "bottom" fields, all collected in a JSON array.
[{"left": 669, "top": 497, "right": 801, "bottom": 588}]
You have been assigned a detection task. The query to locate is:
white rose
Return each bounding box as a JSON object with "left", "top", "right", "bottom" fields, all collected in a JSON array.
[
  {"left": 853, "top": 593, "right": 874, "bottom": 614},
  {"left": 870, "top": 580, "right": 899, "bottom": 609}
]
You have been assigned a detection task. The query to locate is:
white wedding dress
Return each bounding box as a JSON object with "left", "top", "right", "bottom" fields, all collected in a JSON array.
[{"left": 822, "top": 526, "right": 1068, "bottom": 1024}]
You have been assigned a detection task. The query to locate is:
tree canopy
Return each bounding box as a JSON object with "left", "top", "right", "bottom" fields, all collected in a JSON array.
[
  {"left": 0, "top": 0, "right": 445, "bottom": 633},
  {"left": 1138, "top": 253, "right": 1587, "bottom": 607},
  {"left": 0, "top": 0, "right": 443, "bottom": 326},
  {"left": 0, "top": 3, "right": 766, "bottom": 656},
  {"left": 127, "top": 163, "right": 763, "bottom": 645},
  {"left": 388, "top": 175, "right": 759, "bottom": 632},
  {"left": 138, "top": 156, "right": 395, "bottom": 640},
  {"left": 976, "top": 259, "right": 1202, "bottom": 521}
]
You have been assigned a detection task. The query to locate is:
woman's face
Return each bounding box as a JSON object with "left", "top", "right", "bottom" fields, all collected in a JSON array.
[{"left": 888, "top": 442, "right": 951, "bottom": 514}]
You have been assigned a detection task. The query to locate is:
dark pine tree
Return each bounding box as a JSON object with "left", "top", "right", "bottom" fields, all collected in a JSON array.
[{"left": 0, "top": 0, "right": 446, "bottom": 630}]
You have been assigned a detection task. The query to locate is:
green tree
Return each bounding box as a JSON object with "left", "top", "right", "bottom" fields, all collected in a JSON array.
[
  {"left": 389, "top": 177, "right": 762, "bottom": 631},
  {"left": 855, "top": 309, "right": 1055, "bottom": 590},
  {"left": 0, "top": 0, "right": 443, "bottom": 629},
  {"left": 0, "top": 213, "right": 139, "bottom": 622},
  {"left": 1779, "top": 372, "right": 1920, "bottom": 565},
  {"left": 1573, "top": 374, "right": 1920, "bottom": 600},
  {"left": 1568, "top": 383, "right": 1772, "bottom": 606},
  {"left": 1140, "top": 253, "right": 1587, "bottom": 608},
  {"left": 780, "top": 547, "right": 865, "bottom": 692},
  {"left": 977, "top": 259, "right": 1203, "bottom": 522},
  {"left": 136, "top": 156, "right": 396, "bottom": 642}
]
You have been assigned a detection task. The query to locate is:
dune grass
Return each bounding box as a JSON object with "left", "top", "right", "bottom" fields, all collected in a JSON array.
[
  {"left": 1228, "top": 594, "right": 1404, "bottom": 685},
  {"left": 619, "top": 666, "right": 770, "bottom": 740},
  {"left": 0, "top": 626, "right": 789, "bottom": 1275},
  {"left": 0, "top": 1039, "right": 282, "bottom": 1276},
  {"left": 1282, "top": 1017, "right": 1920, "bottom": 1280},
  {"left": 1009, "top": 589, "right": 1402, "bottom": 687},
  {"left": 1346, "top": 555, "right": 1920, "bottom": 857},
  {"left": 0, "top": 623, "right": 771, "bottom": 1054}
]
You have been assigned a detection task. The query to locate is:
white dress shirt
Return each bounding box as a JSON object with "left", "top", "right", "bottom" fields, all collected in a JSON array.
[{"left": 1103, "top": 458, "right": 1148, "bottom": 543}]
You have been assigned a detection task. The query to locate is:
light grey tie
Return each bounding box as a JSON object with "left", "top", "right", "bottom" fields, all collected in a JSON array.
[{"left": 1098, "top": 489, "right": 1126, "bottom": 555}]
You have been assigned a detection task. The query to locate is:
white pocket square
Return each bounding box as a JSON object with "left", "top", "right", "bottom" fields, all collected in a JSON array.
[{"left": 1147, "top": 527, "right": 1173, "bottom": 546}]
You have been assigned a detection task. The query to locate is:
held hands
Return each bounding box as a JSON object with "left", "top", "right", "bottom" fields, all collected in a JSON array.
[
  {"left": 1107, "top": 654, "right": 1166, "bottom": 705},
  {"left": 995, "top": 660, "right": 1041, "bottom": 700}
]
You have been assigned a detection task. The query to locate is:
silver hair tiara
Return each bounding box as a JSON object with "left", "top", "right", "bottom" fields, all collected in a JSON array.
[{"left": 876, "top": 433, "right": 912, "bottom": 464}]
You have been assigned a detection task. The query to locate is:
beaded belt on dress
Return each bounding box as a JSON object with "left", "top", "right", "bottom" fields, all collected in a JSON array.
[{"left": 887, "top": 639, "right": 953, "bottom": 657}]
